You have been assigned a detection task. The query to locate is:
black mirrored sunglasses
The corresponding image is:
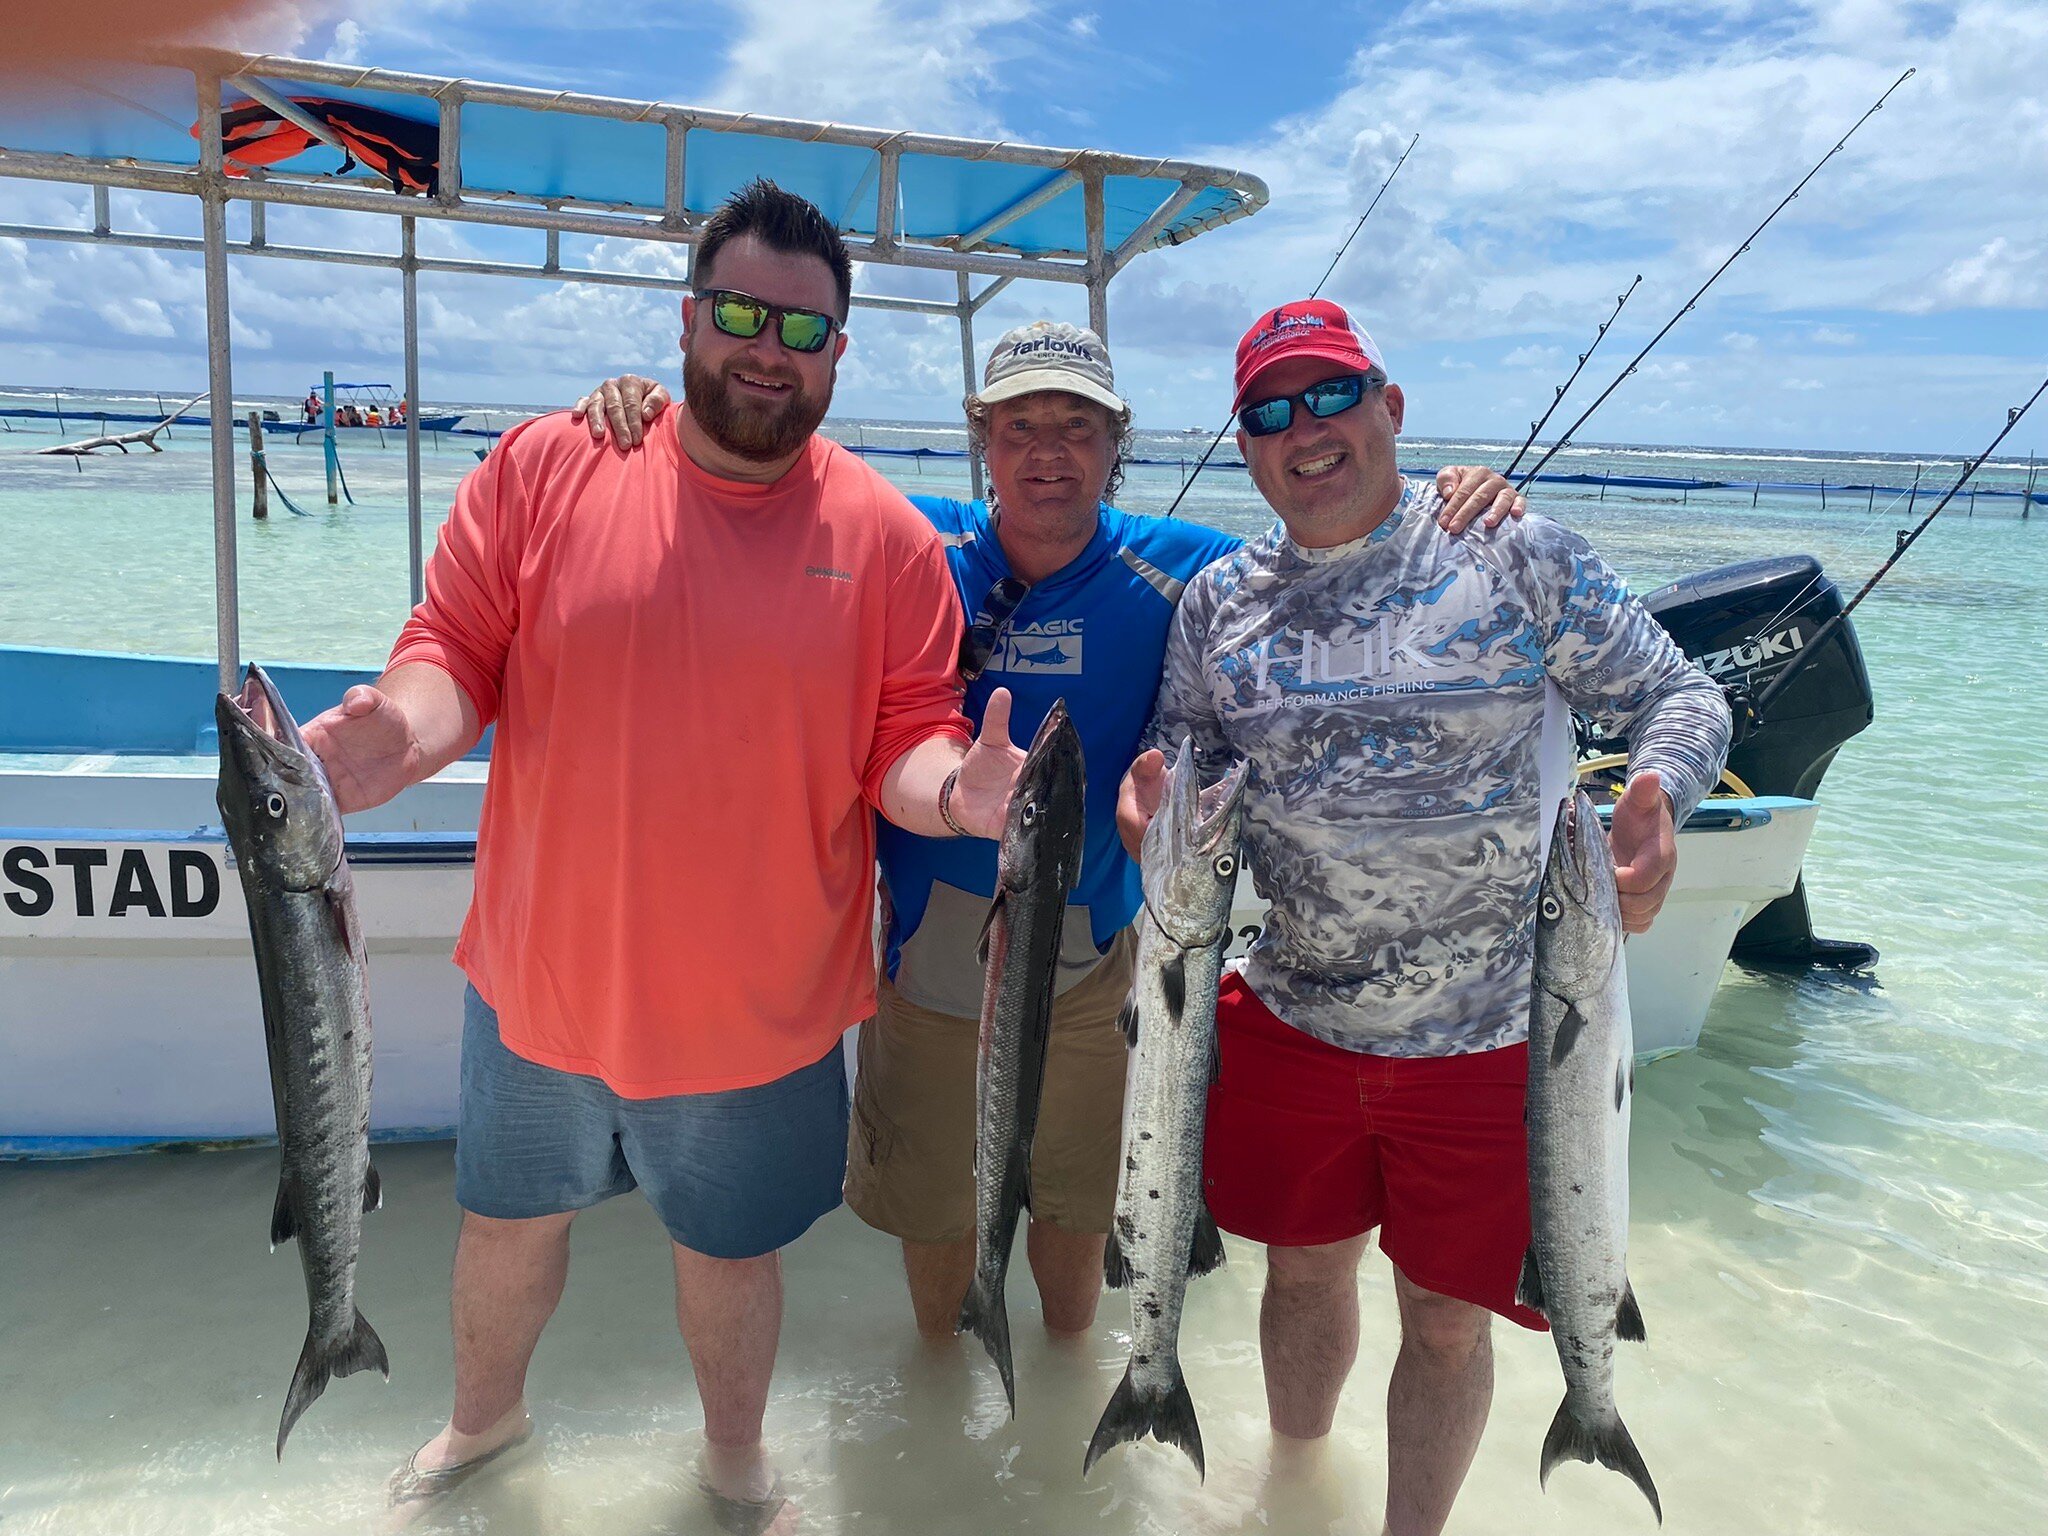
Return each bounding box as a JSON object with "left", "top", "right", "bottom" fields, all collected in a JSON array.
[{"left": 958, "top": 576, "right": 1030, "bottom": 683}]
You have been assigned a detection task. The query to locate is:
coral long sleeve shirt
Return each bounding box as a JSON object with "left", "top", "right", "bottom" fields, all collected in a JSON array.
[{"left": 387, "top": 412, "right": 970, "bottom": 1095}]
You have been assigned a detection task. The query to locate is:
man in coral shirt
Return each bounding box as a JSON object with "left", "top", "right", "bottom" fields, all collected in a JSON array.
[{"left": 303, "top": 180, "right": 1023, "bottom": 1524}]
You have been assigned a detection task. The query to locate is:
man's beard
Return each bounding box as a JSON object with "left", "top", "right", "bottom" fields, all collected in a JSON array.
[{"left": 684, "top": 350, "right": 831, "bottom": 463}]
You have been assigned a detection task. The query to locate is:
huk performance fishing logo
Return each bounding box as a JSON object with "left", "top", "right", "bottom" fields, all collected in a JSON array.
[
  {"left": 1700, "top": 624, "right": 1805, "bottom": 679},
  {"left": 988, "top": 618, "right": 1083, "bottom": 674}
]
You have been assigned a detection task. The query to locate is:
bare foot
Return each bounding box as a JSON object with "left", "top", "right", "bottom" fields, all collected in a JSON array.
[
  {"left": 386, "top": 1401, "right": 534, "bottom": 1515},
  {"left": 698, "top": 1440, "right": 798, "bottom": 1536},
  {"left": 414, "top": 1401, "right": 532, "bottom": 1474}
]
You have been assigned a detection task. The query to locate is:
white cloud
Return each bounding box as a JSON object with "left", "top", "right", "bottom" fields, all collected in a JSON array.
[
  {"left": 1502, "top": 344, "right": 1563, "bottom": 368},
  {"left": 703, "top": 0, "right": 1036, "bottom": 136},
  {"left": 1782, "top": 377, "right": 1826, "bottom": 390},
  {"left": 1723, "top": 331, "right": 1760, "bottom": 351},
  {"left": 1898, "top": 237, "right": 2048, "bottom": 313},
  {"left": 327, "top": 19, "right": 367, "bottom": 64},
  {"left": 1810, "top": 326, "right": 1859, "bottom": 345},
  {"left": 1068, "top": 11, "right": 1098, "bottom": 38},
  {"left": 96, "top": 298, "right": 176, "bottom": 339}
]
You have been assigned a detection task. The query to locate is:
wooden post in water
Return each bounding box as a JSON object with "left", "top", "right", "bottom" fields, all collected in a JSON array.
[
  {"left": 1820, "top": 480, "right": 1827, "bottom": 510},
  {"left": 1867, "top": 483, "right": 1875, "bottom": 511},
  {"left": 2024, "top": 452, "right": 2037, "bottom": 520},
  {"left": 1600, "top": 471, "right": 1609, "bottom": 502},
  {"left": 52, "top": 392, "right": 66, "bottom": 436},
  {"left": 1752, "top": 480, "right": 1761, "bottom": 507},
  {"left": 248, "top": 411, "right": 269, "bottom": 520},
  {"left": 323, "top": 370, "right": 340, "bottom": 506}
]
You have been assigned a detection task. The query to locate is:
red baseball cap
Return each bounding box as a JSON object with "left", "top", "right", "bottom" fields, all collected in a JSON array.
[{"left": 1232, "top": 299, "right": 1385, "bottom": 411}]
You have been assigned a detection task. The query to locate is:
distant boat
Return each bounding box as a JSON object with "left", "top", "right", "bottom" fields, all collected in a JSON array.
[{"left": 288, "top": 380, "right": 462, "bottom": 434}]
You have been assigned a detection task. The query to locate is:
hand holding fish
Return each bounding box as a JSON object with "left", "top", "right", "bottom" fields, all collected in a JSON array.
[
  {"left": 1114, "top": 747, "right": 1167, "bottom": 858},
  {"left": 301, "top": 686, "right": 419, "bottom": 815},
  {"left": 1608, "top": 770, "right": 1675, "bottom": 934},
  {"left": 945, "top": 687, "right": 1029, "bottom": 840}
]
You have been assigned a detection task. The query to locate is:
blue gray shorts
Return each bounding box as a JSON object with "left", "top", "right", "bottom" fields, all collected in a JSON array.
[{"left": 454, "top": 985, "right": 848, "bottom": 1259}]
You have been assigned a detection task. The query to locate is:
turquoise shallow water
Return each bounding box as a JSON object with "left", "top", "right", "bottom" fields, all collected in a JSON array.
[{"left": 1, "top": 406, "right": 2045, "bottom": 1532}]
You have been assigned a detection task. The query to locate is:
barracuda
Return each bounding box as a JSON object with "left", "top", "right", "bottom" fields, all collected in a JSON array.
[
  {"left": 1084, "top": 738, "right": 1248, "bottom": 1480},
  {"left": 1519, "top": 788, "right": 1660, "bottom": 1522},
  {"left": 216, "top": 665, "right": 387, "bottom": 1458},
  {"left": 957, "top": 700, "right": 1087, "bottom": 1412}
]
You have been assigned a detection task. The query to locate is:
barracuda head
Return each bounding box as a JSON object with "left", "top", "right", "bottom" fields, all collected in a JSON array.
[
  {"left": 1143, "top": 736, "right": 1251, "bottom": 943},
  {"left": 215, "top": 665, "right": 345, "bottom": 892},
  {"left": 1534, "top": 788, "right": 1622, "bottom": 998},
  {"left": 998, "top": 699, "right": 1087, "bottom": 891}
]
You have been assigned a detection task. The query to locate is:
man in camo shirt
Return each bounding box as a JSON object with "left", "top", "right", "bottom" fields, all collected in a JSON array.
[{"left": 1116, "top": 299, "right": 1729, "bottom": 1536}]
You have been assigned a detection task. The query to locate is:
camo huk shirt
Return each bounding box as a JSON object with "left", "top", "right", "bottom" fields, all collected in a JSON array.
[{"left": 1149, "top": 479, "right": 1732, "bottom": 1057}]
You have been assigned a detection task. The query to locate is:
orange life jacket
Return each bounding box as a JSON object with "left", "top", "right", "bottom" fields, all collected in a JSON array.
[{"left": 197, "top": 97, "right": 441, "bottom": 197}]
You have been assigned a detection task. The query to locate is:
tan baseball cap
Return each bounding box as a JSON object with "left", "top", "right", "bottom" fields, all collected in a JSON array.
[{"left": 977, "top": 320, "right": 1127, "bottom": 414}]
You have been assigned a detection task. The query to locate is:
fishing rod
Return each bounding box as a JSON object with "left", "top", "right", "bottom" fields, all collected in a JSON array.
[
  {"left": 1747, "top": 369, "right": 2048, "bottom": 724},
  {"left": 1503, "top": 275, "right": 1641, "bottom": 480},
  {"left": 1162, "top": 132, "right": 1420, "bottom": 518},
  {"left": 1514, "top": 67, "right": 1915, "bottom": 491}
]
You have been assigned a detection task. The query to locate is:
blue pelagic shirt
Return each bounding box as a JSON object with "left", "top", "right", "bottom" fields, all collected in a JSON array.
[{"left": 876, "top": 497, "right": 1242, "bottom": 1019}]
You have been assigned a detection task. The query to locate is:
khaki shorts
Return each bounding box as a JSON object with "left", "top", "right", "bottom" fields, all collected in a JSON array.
[{"left": 846, "top": 929, "right": 1136, "bottom": 1243}]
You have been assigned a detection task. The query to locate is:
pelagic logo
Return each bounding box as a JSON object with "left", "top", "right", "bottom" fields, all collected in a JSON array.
[
  {"left": 1700, "top": 625, "right": 1805, "bottom": 678},
  {"left": 989, "top": 618, "right": 1083, "bottom": 675},
  {"left": 3, "top": 845, "right": 221, "bottom": 919}
]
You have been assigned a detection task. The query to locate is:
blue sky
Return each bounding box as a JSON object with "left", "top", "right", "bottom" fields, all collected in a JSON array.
[{"left": 2, "top": 0, "right": 2045, "bottom": 454}]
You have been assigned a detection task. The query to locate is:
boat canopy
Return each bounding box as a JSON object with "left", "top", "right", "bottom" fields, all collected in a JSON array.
[
  {"left": 0, "top": 51, "right": 1269, "bottom": 692},
  {"left": 0, "top": 56, "right": 1265, "bottom": 266}
]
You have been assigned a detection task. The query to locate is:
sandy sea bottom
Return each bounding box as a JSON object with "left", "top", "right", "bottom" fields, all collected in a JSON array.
[{"left": 2, "top": 419, "right": 2045, "bottom": 1532}]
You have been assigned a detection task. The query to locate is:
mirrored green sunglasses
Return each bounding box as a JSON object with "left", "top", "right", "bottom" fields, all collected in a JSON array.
[{"left": 701, "top": 288, "right": 840, "bottom": 354}]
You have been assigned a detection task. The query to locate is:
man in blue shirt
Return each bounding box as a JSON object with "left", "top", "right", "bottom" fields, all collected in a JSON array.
[{"left": 574, "top": 328, "right": 1522, "bottom": 1344}]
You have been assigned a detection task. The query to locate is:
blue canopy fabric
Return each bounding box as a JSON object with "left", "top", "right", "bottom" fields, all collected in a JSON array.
[{"left": 0, "top": 63, "right": 1261, "bottom": 261}]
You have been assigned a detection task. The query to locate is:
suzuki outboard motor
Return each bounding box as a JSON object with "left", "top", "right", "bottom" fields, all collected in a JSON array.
[{"left": 1636, "top": 555, "right": 1877, "bottom": 969}]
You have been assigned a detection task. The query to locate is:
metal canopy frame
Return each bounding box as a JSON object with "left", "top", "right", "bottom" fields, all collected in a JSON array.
[{"left": 0, "top": 52, "right": 1269, "bottom": 692}]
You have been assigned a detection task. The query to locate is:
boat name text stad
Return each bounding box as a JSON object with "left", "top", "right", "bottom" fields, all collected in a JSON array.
[{"left": 3, "top": 846, "right": 221, "bottom": 919}]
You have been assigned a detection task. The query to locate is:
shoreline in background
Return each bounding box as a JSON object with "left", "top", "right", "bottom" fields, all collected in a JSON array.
[{"left": 4, "top": 383, "right": 2045, "bottom": 474}]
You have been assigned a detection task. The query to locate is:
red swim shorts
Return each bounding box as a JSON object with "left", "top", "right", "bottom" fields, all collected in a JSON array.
[{"left": 1203, "top": 971, "right": 1545, "bottom": 1331}]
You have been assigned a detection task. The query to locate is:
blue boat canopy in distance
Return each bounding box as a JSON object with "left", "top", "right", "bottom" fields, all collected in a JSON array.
[{"left": 0, "top": 62, "right": 1259, "bottom": 260}]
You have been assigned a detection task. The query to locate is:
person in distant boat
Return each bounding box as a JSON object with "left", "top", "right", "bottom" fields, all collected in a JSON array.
[
  {"left": 366, "top": 407, "right": 384, "bottom": 427},
  {"left": 1116, "top": 299, "right": 1731, "bottom": 1536},
  {"left": 573, "top": 332, "right": 1525, "bottom": 1345},
  {"left": 392, "top": 398, "right": 407, "bottom": 426},
  {"left": 301, "top": 390, "right": 320, "bottom": 425},
  {"left": 301, "top": 179, "right": 1028, "bottom": 1529}
]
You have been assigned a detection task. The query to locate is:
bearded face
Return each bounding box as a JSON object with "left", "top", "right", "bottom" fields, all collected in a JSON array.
[{"left": 683, "top": 343, "right": 833, "bottom": 464}]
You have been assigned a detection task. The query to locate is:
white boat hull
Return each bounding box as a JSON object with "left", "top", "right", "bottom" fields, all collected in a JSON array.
[{"left": 1, "top": 763, "right": 1817, "bottom": 1155}]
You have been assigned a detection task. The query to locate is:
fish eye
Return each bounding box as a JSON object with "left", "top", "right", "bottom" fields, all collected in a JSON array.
[
  {"left": 1021, "top": 802, "right": 1039, "bottom": 827},
  {"left": 1213, "top": 854, "right": 1236, "bottom": 877},
  {"left": 264, "top": 792, "right": 288, "bottom": 820},
  {"left": 1540, "top": 895, "right": 1561, "bottom": 921}
]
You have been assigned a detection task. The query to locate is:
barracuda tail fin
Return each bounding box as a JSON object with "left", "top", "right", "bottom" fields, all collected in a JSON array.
[
  {"left": 1083, "top": 1360, "right": 1204, "bottom": 1480},
  {"left": 1539, "top": 1398, "right": 1661, "bottom": 1524},
  {"left": 957, "top": 1275, "right": 1016, "bottom": 1415},
  {"left": 275, "top": 1308, "right": 389, "bottom": 1459}
]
